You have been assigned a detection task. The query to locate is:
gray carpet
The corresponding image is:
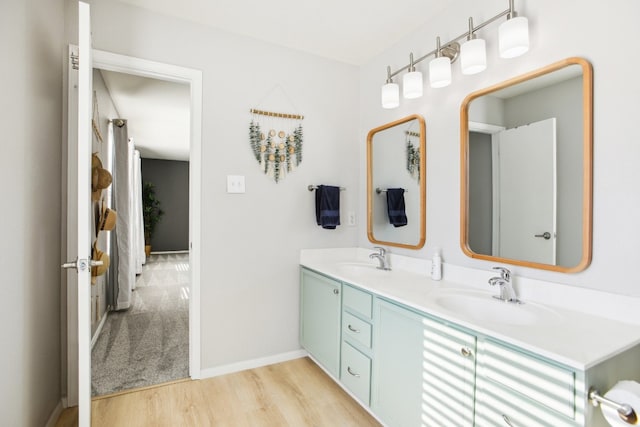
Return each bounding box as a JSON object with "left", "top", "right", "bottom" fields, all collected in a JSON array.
[{"left": 91, "top": 253, "right": 190, "bottom": 396}]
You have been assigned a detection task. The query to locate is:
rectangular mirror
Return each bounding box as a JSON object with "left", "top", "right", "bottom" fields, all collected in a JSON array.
[
  {"left": 367, "top": 114, "right": 426, "bottom": 249},
  {"left": 460, "top": 57, "right": 593, "bottom": 273}
]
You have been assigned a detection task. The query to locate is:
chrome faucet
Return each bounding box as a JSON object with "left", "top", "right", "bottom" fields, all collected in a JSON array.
[
  {"left": 369, "top": 246, "right": 391, "bottom": 270},
  {"left": 489, "top": 267, "right": 521, "bottom": 303}
]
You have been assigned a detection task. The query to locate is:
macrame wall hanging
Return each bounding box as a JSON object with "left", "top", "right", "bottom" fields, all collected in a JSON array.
[
  {"left": 405, "top": 130, "right": 421, "bottom": 182},
  {"left": 248, "top": 85, "right": 304, "bottom": 183},
  {"left": 248, "top": 109, "right": 304, "bottom": 183}
]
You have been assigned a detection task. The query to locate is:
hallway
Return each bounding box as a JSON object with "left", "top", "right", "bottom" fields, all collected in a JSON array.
[{"left": 91, "top": 253, "right": 190, "bottom": 396}]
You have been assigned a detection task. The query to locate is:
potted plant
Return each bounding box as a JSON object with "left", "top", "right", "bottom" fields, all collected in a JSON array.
[{"left": 142, "top": 181, "right": 164, "bottom": 256}]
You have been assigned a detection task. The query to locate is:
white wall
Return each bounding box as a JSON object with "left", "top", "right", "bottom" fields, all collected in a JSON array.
[
  {"left": 0, "top": 0, "right": 65, "bottom": 425},
  {"left": 358, "top": 0, "right": 640, "bottom": 297},
  {"left": 80, "top": 0, "right": 360, "bottom": 370}
]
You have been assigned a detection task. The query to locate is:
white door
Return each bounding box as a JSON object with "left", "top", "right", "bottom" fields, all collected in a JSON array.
[
  {"left": 63, "top": 2, "right": 93, "bottom": 426},
  {"left": 493, "top": 118, "right": 557, "bottom": 265}
]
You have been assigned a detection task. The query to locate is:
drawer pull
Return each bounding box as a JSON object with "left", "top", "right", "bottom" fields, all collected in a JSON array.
[
  {"left": 502, "top": 414, "right": 515, "bottom": 427},
  {"left": 347, "top": 366, "right": 360, "bottom": 378},
  {"left": 333, "top": 288, "right": 339, "bottom": 295},
  {"left": 460, "top": 347, "right": 473, "bottom": 357},
  {"left": 347, "top": 324, "right": 360, "bottom": 333}
]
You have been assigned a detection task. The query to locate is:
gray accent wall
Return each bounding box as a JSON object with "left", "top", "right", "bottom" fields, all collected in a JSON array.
[{"left": 141, "top": 159, "right": 190, "bottom": 252}]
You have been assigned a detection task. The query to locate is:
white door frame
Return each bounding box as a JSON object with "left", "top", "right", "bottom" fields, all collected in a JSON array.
[{"left": 92, "top": 49, "right": 202, "bottom": 379}]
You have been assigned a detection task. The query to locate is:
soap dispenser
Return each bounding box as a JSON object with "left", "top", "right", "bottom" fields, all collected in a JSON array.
[{"left": 431, "top": 249, "right": 442, "bottom": 281}]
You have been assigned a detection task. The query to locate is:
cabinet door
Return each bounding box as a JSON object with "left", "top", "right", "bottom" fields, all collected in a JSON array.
[
  {"left": 372, "top": 299, "right": 425, "bottom": 427},
  {"left": 300, "top": 268, "right": 341, "bottom": 377},
  {"left": 421, "top": 317, "right": 477, "bottom": 427}
]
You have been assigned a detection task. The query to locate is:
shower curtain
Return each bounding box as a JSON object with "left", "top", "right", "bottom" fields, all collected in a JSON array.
[{"left": 107, "top": 119, "right": 145, "bottom": 310}]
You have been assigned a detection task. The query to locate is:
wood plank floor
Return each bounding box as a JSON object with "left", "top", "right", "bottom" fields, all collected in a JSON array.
[{"left": 55, "top": 357, "right": 381, "bottom": 427}]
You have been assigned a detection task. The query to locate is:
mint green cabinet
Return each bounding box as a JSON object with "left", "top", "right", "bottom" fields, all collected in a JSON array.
[
  {"left": 340, "top": 284, "right": 374, "bottom": 405},
  {"left": 474, "top": 339, "right": 583, "bottom": 427},
  {"left": 372, "top": 299, "right": 477, "bottom": 427},
  {"left": 371, "top": 299, "right": 426, "bottom": 427},
  {"left": 422, "top": 316, "right": 477, "bottom": 427},
  {"left": 300, "top": 268, "right": 341, "bottom": 377},
  {"left": 298, "top": 268, "right": 591, "bottom": 427}
]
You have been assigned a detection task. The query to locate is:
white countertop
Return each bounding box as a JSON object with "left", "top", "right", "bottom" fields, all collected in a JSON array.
[{"left": 300, "top": 248, "right": 640, "bottom": 370}]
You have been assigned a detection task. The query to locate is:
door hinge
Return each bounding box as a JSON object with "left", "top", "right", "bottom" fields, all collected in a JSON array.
[{"left": 70, "top": 52, "right": 79, "bottom": 70}]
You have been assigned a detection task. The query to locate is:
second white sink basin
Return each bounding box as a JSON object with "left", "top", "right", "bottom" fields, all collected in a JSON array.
[
  {"left": 335, "top": 262, "right": 387, "bottom": 276},
  {"left": 434, "top": 292, "right": 561, "bottom": 326}
]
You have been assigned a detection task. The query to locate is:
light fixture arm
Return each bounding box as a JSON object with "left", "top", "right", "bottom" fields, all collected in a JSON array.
[
  {"left": 507, "top": 0, "right": 518, "bottom": 19},
  {"left": 385, "top": 65, "right": 393, "bottom": 84},
  {"left": 386, "top": 0, "right": 518, "bottom": 80},
  {"left": 408, "top": 53, "right": 416, "bottom": 72},
  {"left": 467, "top": 17, "right": 476, "bottom": 41}
]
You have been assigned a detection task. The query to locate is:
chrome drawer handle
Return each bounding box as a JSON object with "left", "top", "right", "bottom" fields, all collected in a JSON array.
[
  {"left": 460, "top": 347, "right": 473, "bottom": 357},
  {"left": 347, "top": 367, "right": 360, "bottom": 378},
  {"left": 347, "top": 324, "right": 360, "bottom": 333},
  {"left": 333, "top": 288, "right": 339, "bottom": 295},
  {"left": 502, "top": 414, "right": 515, "bottom": 427}
]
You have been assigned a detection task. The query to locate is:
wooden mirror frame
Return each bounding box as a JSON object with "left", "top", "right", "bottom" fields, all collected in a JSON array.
[
  {"left": 367, "top": 114, "right": 426, "bottom": 250},
  {"left": 460, "top": 57, "right": 593, "bottom": 273}
]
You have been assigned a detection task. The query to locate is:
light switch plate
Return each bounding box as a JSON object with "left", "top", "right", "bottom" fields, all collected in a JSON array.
[{"left": 227, "top": 175, "right": 245, "bottom": 193}]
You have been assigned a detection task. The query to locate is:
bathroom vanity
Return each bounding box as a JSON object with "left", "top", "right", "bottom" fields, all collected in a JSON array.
[{"left": 299, "top": 248, "right": 640, "bottom": 427}]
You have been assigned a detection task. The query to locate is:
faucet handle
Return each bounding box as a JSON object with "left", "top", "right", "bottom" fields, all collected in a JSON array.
[
  {"left": 492, "top": 266, "right": 511, "bottom": 281},
  {"left": 373, "top": 246, "right": 386, "bottom": 256}
]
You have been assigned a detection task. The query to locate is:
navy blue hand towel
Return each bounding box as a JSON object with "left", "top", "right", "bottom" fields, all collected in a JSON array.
[
  {"left": 387, "top": 188, "right": 407, "bottom": 227},
  {"left": 315, "top": 185, "right": 341, "bottom": 229}
]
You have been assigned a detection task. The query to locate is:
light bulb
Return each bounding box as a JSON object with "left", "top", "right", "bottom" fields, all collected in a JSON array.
[
  {"left": 403, "top": 71, "right": 423, "bottom": 99},
  {"left": 461, "top": 38, "right": 487, "bottom": 75},
  {"left": 381, "top": 82, "right": 399, "bottom": 109},
  {"left": 499, "top": 16, "right": 529, "bottom": 58},
  {"left": 429, "top": 56, "right": 451, "bottom": 88}
]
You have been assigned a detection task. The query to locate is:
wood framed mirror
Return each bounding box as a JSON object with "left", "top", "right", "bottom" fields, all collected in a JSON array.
[
  {"left": 460, "top": 57, "right": 593, "bottom": 273},
  {"left": 367, "top": 114, "right": 426, "bottom": 250}
]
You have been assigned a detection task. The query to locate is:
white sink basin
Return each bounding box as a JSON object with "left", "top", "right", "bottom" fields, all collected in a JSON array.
[
  {"left": 335, "top": 262, "right": 386, "bottom": 276},
  {"left": 434, "top": 292, "right": 561, "bottom": 326}
]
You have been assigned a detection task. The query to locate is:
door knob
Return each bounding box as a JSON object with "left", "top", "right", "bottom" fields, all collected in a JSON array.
[
  {"left": 534, "top": 232, "right": 551, "bottom": 240},
  {"left": 61, "top": 258, "right": 103, "bottom": 271}
]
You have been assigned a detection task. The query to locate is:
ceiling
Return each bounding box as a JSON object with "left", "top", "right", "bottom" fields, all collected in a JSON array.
[
  {"left": 102, "top": 0, "right": 455, "bottom": 161},
  {"left": 117, "top": 0, "right": 454, "bottom": 65},
  {"left": 100, "top": 70, "right": 191, "bottom": 161}
]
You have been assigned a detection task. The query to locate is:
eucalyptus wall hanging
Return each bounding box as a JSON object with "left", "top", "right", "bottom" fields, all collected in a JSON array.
[
  {"left": 248, "top": 108, "right": 304, "bottom": 183},
  {"left": 406, "top": 130, "right": 421, "bottom": 182}
]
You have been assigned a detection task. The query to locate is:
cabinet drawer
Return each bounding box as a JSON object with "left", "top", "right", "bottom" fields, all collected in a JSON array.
[
  {"left": 341, "top": 342, "right": 372, "bottom": 405},
  {"left": 475, "top": 377, "right": 579, "bottom": 427},
  {"left": 480, "top": 340, "right": 576, "bottom": 419},
  {"left": 342, "top": 312, "right": 372, "bottom": 349},
  {"left": 343, "top": 285, "right": 372, "bottom": 319}
]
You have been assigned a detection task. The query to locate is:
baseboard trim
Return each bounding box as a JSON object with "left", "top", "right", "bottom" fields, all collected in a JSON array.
[
  {"left": 199, "top": 350, "right": 308, "bottom": 379},
  {"left": 91, "top": 310, "right": 108, "bottom": 350},
  {"left": 45, "top": 400, "right": 64, "bottom": 427}
]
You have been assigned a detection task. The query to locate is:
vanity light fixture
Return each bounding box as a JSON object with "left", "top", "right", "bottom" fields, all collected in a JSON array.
[
  {"left": 498, "top": 0, "right": 529, "bottom": 58},
  {"left": 461, "top": 17, "right": 487, "bottom": 75},
  {"left": 380, "top": 0, "right": 530, "bottom": 109},
  {"left": 403, "top": 53, "right": 423, "bottom": 99},
  {"left": 429, "top": 37, "right": 452, "bottom": 88},
  {"left": 381, "top": 66, "right": 400, "bottom": 109}
]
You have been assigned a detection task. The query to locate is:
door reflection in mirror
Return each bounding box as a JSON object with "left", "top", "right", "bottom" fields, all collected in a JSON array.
[{"left": 461, "top": 58, "right": 592, "bottom": 273}]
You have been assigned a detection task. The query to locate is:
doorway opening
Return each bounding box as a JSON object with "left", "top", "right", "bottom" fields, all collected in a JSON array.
[{"left": 88, "top": 51, "right": 202, "bottom": 397}]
